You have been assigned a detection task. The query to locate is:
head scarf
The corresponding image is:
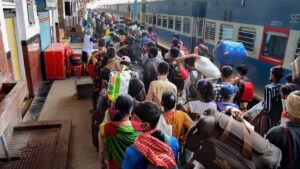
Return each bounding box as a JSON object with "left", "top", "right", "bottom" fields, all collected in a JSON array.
[{"left": 286, "top": 90, "right": 300, "bottom": 119}]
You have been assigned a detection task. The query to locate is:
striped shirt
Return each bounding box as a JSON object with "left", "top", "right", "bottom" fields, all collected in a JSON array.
[{"left": 263, "top": 83, "right": 282, "bottom": 112}]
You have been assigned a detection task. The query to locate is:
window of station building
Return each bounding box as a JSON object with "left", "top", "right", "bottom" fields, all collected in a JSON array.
[
  {"left": 238, "top": 27, "right": 256, "bottom": 52},
  {"left": 149, "top": 14, "right": 153, "bottom": 24},
  {"left": 162, "top": 16, "right": 167, "bottom": 28},
  {"left": 219, "top": 24, "right": 234, "bottom": 40},
  {"left": 145, "top": 14, "right": 149, "bottom": 23},
  {"left": 138, "top": 13, "right": 140, "bottom": 20},
  {"left": 168, "top": 16, "right": 174, "bottom": 30},
  {"left": 183, "top": 18, "right": 191, "bottom": 34},
  {"left": 153, "top": 15, "right": 156, "bottom": 25},
  {"left": 157, "top": 15, "right": 162, "bottom": 27},
  {"left": 175, "top": 17, "right": 182, "bottom": 32},
  {"left": 204, "top": 22, "right": 216, "bottom": 41},
  {"left": 262, "top": 32, "right": 288, "bottom": 60}
]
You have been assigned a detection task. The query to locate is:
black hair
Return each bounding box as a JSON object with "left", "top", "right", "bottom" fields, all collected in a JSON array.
[
  {"left": 147, "top": 42, "right": 156, "bottom": 48},
  {"left": 162, "top": 91, "right": 176, "bottom": 110},
  {"left": 271, "top": 66, "right": 284, "bottom": 81},
  {"left": 185, "top": 57, "right": 195, "bottom": 67},
  {"left": 107, "top": 47, "right": 116, "bottom": 59},
  {"left": 236, "top": 64, "right": 248, "bottom": 76},
  {"left": 109, "top": 27, "right": 114, "bottom": 32},
  {"left": 118, "top": 29, "right": 125, "bottom": 35},
  {"left": 281, "top": 83, "right": 299, "bottom": 96},
  {"left": 170, "top": 47, "right": 180, "bottom": 59},
  {"left": 158, "top": 62, "right": 169, "bottom": 75},
  {"left": 111, "top": 95, "right": 134, "bottom": 122},
  {"left": 133, "top": 101, "right": 162, "bottom": 129},
  {"left": 147, "top": 27, "right": 153, "bottom": 32},
  {"left": 285, "top": 73, "right": 293, "bottom": 83},
  {"left": 128, "top": 78, "right": 146, "bottom": 102},
  {"left": 100, "top": 68, "right": 111, "bottom": 81},
  {"left": 221, "top": 66, "right": 233, "bottom": 78},
  {"left": 148, "top": 46, "right": 158, "bottom": 58},
  {"left": 196, "top": 37, "right": 204, "bottom": 45},
  {"left": 98, "top": 38, "right": 106, "bottom": 48},
  {"left": 172, "top": 39, "right": 180, "bottom": 48},
  {"left": 112, "top": 35, "right": 120, "bottom": 42},
  {"left": 197, "top": 79, "right": 214, "bottom": 102},
  {"left": 109, "top": 33, "right": 115, "bottom": 38}
]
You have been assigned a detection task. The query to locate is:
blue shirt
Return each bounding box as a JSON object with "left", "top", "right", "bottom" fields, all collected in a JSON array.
[
  {"left": 122, "top": 135, "right": 179, "bottom": 169},
  {"left": 217, "top": 102, "right": 239, "bottom": 111}
]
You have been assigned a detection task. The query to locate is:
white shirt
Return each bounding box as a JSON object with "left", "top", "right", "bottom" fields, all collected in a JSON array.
[
  {"left": 188, "top": 100, "right": 217, "bottom": 114},
  {"left": 83, "top": 34, "right": 93, "bottom": 54}
]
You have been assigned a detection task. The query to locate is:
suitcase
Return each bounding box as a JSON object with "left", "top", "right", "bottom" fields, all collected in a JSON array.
[{"left": 215, "top": 41, "right": 247, "bottom": 67}]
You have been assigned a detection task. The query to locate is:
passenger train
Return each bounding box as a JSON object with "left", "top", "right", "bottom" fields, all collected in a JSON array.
[{"left": 98, "top": 0, "right": 300, "bottom": 99}]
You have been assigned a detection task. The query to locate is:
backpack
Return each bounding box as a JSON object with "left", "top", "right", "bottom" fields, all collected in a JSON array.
[
  {"left": 185, "top": 109, "right": 282, "bottom": 169},
  {"left": 238, "top": 81, "right": 254, "bottom": 102},
  {"left": 188, "top": 69, "right": 202, "bottom": 100},
  {"left": 168, "top": 64, "right": 184, "bottom": 91}
]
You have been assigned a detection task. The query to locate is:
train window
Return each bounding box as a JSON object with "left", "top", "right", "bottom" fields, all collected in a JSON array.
[
  {"left": 204, "top": 22, "right": 216, "bottom": 41},
  {"left": 238, "top": 27, "right": 256, "bottom": 52},
  {"left": 175, "top": 17, "right": 182, "bottom": 32},
  {"left": 162, "top": 16, "right": 167, "bottom": 28},
  {"left": 157, "top": 15, "right": 162, "bottom": 27},
  {"left": 262, "top": 32, "right": 288, "bottom": 60},
  {"left": 296, "top": 38, "right": 300, "bottom": 59},
  {"left": 183, "top": 18, "right": 191, "bottom": 34},
  {"left": 168, "top": 16, "right": 174, "bottom": 30},
  {"left": 149, "top": 14, "right": 153, "bottom": 24},
  {"left": 145, "top": 14, "right": 148, "bottom": 23},
  {"left": 219, "top": 24, "right": 233, "bottom": 40}
]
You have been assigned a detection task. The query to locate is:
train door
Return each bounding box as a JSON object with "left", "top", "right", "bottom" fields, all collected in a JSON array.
[{"left": 5, "top": 17, "right": 21, "bottom": 80}]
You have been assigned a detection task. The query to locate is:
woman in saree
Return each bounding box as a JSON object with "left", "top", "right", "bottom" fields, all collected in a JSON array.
[{"left": 98, "top": 95, "right": 139, "bottom": 169}]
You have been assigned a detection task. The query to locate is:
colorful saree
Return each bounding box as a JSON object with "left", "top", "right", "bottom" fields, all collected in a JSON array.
[{"left": 100, "top": 121, "right": 139, "bottom": 169}]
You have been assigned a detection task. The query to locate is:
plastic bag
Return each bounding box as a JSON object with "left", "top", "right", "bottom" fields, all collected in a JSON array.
[
  {"left": 156, "top": 115, "right": 172, "bottom": 136},
  {"left": 195, "top": 56, "right": 221, "bottom": 79},
  {"left": 107, "top": 71, "right": 131, "bottom": 102}
]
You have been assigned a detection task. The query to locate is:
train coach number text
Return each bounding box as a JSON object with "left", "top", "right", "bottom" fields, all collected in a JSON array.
[{"left": 290, "top": 14, "right": 300, "bottom": 24}]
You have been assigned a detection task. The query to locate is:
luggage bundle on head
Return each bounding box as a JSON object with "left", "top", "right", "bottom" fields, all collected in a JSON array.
[
  {"left": 291, "top": 56, "right": 300, "bottom": 86},
  {"left": 195, "top": 56, "right": 221, "bottom": 79},
  {"left": 185, "top": 109, "right": 282, "bottom": 169},
  {"left": 215, "top": 41, "right": 247, "bottom": 67},
  {"left": 107, "top": 71, "right": 131, "bottom": 102}
]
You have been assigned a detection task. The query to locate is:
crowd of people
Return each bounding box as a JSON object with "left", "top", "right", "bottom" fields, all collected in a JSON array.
[{"left": 79, "top": 12, "right": 300, "bottom": 169}]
